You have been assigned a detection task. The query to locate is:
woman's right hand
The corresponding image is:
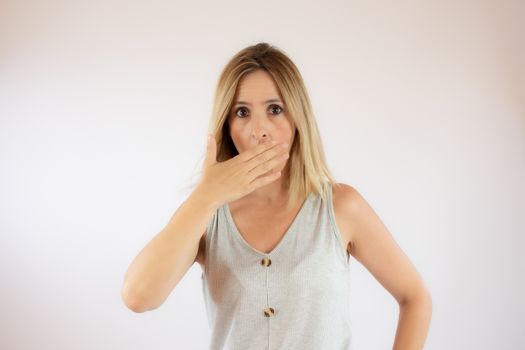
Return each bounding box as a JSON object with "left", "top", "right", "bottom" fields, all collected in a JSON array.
[{"left": 196, "top": 134, "right": 290, "bottom": 207}]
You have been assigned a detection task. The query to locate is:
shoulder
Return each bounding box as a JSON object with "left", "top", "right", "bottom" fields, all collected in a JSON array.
[
  {"left": 332, "top": 182, "right": 364, "bottom": 216},
  {"left": 332, "top": 182, "right": 362, "bottom": 211},
  {"left": 331, "top": 182, "right": 367, "bottom": 251}
]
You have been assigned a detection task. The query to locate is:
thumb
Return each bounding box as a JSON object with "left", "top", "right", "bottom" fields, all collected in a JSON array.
[{"left": 204, "top": 134, "right": 217, "bottom": 167}]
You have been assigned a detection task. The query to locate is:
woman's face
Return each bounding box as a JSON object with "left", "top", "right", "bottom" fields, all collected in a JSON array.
[{"left": 227, "top": 70, "right": 295, "bottom": 164}]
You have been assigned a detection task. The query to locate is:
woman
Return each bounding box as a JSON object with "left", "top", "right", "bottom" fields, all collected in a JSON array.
[{"left": 122, "top": 42, "right": 432, "bottom": 349}]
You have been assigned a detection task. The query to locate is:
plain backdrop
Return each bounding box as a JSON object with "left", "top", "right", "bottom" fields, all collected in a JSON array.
[{"left": 1, "top": 0, "right": 524, "bottom": 349}]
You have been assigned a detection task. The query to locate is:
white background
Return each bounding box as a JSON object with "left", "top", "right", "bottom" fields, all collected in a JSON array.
[{"left": 1, "top": 0, "right": 524, "bottom": 349}]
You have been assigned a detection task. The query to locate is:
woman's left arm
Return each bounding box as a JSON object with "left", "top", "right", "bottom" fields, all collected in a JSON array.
[{"left": 335, "top": 184, "right": 432, "bottom": 350}]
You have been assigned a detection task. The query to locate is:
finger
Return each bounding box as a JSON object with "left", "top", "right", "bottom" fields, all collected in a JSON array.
[
  {"left": 244, "top": 142, "right": 288, "bottom": 174},
  {"left": 237, "top": 140, "right": 281, "bottom": 162},
  {"left": 248, "top": 170, "right": 282, "bottom": 189},
  {"left": 246, "top": 149, "right": 289, "bottom": 181},
  {"left": 203, "top": 134, "right": 217, "bottom": 167}
]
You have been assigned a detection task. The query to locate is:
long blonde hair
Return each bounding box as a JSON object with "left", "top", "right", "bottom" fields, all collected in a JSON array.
[{"left": 193, "top": 42, "right": 340, "bottom": 210}]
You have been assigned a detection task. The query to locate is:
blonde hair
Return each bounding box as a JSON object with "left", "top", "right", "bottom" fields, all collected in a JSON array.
[{"left": 193, "top": 42, "right": 340, "bottom": 210}]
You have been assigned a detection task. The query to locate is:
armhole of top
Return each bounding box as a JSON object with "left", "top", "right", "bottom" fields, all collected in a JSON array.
[
  {"left": 203, "top": 208, "right": 218, "bottom": 276},
  {"left": 326, "top": 183, "right": 351, "bottom": 266}
]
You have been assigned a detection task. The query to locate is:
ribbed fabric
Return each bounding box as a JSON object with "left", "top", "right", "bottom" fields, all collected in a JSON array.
[{"left": 201, "top": 182, "right": 352, "bottom": 350}]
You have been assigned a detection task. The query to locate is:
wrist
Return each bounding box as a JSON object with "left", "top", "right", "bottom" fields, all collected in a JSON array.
[{"left": 191, "top": 185, "right": 221, "bottom": 211}]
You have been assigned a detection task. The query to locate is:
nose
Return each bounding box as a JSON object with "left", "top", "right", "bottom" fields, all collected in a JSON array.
[
  {"left": 252, "top": 119, "right": 271, "bottom": 144},
  {"left": 256, "top": 133, "right": 269, "bottom": 145}
]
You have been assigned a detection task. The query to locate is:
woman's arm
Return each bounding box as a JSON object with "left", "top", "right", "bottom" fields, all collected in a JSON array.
[
  {"left": 336, "top": 183, "right": 432, "bottom": 349},
  {"left": 393, "top": 293, "right": 433, "bottom": 350},
  {"left": 121, "top": 187, "right": 218, "bottom": 313}
]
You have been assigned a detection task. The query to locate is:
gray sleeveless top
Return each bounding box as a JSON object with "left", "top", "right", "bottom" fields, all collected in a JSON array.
[{"left": 201, "top": 182, "right": 352, "bottom": 349}]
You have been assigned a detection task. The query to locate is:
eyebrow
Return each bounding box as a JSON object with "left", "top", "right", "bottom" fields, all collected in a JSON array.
[{"left": 234, "top": 98, "right": 282, "bottom": 106}]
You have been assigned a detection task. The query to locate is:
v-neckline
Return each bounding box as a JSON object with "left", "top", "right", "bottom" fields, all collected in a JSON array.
[{"left": 224, "top": 193, "right": 313, "bottom": 256}]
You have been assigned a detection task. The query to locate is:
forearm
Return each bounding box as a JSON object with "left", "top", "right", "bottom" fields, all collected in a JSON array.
[
  {"left": 392, "top": 293, "right": 432, "bottom": 350},
  {"left": 121, "top": 187, "right": 218, "bottom": 312}
]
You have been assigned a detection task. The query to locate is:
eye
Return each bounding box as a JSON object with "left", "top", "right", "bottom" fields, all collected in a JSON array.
[
  {"left": 234, "top": 104, "right": 284, "bottom": 118},
  {"left": 269, "top": 104, "right": 283, "bottom": 115},
  {"left": 235, "top": 107, "right": 249, "bottom": 118}
]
